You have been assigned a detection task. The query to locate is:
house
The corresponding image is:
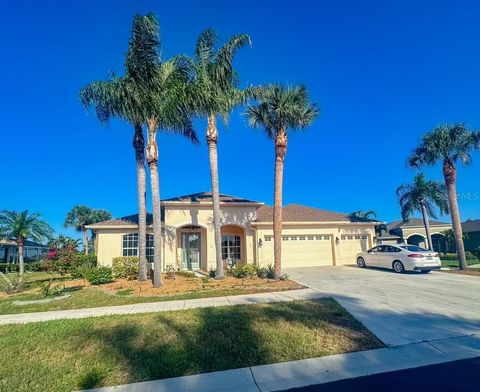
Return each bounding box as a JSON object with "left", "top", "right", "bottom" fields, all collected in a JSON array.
[
  {"left": 87, "top": 192, "right": 379, "bottom": 270},
  {"left": 376, "top": 218, "right": 452, "bottom": 252},
  {"left": 0, "top": 238, "right": 48, "bottom": 264},
  {"left": 462, "top": 219, "right": 480, "bottom": 252}
]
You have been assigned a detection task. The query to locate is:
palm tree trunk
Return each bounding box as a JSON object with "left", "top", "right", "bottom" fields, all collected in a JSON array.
[
  {"left": 133, "top": 123, "right": 148, "bottom": 281},
  {"left": 273, "top": 128, "right": 287, "bottom": 279},
  {"left": 147, "top": 119, "right": 162, "bottom": 287},
  {"left": 17, "top": 239, "right": 24, "bottom": 287},
  {"left": 206, "top": 114, "right": 224, "bottom": 279},
  {"left": 443, "top": 162, "right": 467, "bottom": 270},
  {"left": 419, "top": 201, "right": 433, "bottom": 250},
  {"left": 83, "top": 229, "right": 89, "bottom": 255}
]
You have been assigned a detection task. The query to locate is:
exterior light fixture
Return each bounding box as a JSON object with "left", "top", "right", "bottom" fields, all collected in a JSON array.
[
  {"left": 258, "top": 239, "right": 263, "bottom": 247},
  {"left": 335, "top": 237, "right": 340, "bottom": 245}
]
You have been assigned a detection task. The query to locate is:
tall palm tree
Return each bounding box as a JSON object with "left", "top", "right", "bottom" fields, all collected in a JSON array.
[
  {"left": 79, "top": 17, "right": 152, "bottom": 281},
  {"left": 64, "top": 205, "right": 111, "bottom": 254},
  {"left": 408, "top": 124, "right": 480, "bottom": 269},
  {"left": 247, "top": 84, "right": 319, "bottom": 278},
  {"left": 125, "top": 15, "right": 198, "bottom": 287},
  {"left": 0, "top": 210, "right": 53, "bottom": 284},
  {"left": 396, "top": 173, "right": 449, "bottom": 250},
  {"left": 190, "top": 29, "right": 251, "bottom": 279}
]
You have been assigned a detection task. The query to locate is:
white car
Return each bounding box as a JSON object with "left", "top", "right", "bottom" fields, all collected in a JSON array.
[{"left": 356, "top": 244, "right": 441, "bottom": 273}]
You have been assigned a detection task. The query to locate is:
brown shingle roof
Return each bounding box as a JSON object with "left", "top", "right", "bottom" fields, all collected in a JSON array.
[
  {"left": 462, "top": 219, "right": 480, "bottom": 233},
  {"left": 162, "top": 192, "right": 261, "bottom": 204},
  {"left": 255, "top": 204, "right": 356, "bottom": 223},
  {"left": 88, "top": 213, "right": 155, "bottom": 227},
  {"left": 387, "top": 218, "right": 450, "bottom": 231}
]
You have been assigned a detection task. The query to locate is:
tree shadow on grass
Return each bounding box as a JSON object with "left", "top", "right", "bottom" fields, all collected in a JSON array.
[{"left": 74, "top": 299, "right": 382, "bottom": 389}]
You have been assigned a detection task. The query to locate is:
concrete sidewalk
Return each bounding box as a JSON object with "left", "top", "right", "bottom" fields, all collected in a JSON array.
[
  {"left": 82, "top": 334, "right": 480, "bottom": 392},
  {"left": 0, "top": 288, "right": 324, "bottom": 325}
]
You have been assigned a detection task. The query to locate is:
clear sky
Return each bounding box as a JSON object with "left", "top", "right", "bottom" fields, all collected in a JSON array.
[{"left": 1, "top": 0, "right": 480, "bottom": 238}]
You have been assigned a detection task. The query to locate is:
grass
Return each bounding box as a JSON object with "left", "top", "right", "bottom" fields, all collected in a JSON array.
[
  {"left": 441, "top": 259, "right": 479, "bottom": 269},
  {"left": 0, "top": 272, "right": 303, "bottom": 315},
  {"left": 0, "top": 299, "right": 383, "bottom": 392}
]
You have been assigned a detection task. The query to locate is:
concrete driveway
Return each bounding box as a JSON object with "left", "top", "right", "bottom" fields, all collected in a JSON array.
[{"left": 285, "top": 266, "right": 480, "bottom": 347}]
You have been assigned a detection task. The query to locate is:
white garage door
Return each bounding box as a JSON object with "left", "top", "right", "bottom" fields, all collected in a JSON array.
[
  {"left": 338, "top": 234, "right": 370, "bottom": 265},
  {"left": 261, "top": 235, "right": 334, "bottom": 267}
]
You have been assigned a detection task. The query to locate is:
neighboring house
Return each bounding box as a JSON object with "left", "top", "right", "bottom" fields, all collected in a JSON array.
[
  {"left": 376, "top": 218, "right": 452, "bottom": 252},
  {"left": 0, "top": 238, "right": 48, "bottom": 264},
  {"left": 87, "top": 192, "right": 379, "bottom": 271},
  {"left": 462, "top": 219, "right": 480, "bottom": 252}
]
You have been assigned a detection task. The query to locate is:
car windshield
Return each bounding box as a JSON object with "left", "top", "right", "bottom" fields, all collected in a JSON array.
[{"left": 399, "top": 245, "right": 428, "bottom": 252}]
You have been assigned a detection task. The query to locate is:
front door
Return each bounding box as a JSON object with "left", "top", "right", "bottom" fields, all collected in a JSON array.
[{"left": 181, "top": 232, "right": 201, "bottom": 270}]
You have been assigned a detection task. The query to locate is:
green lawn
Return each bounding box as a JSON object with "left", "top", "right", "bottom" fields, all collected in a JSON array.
[
  {"left": 441, "top": 259, "right": 479, "bottom": 269},
  {"left": 0, "top": 272, "right": 303, "bottom": 315},
  {"left": 0, "top": 299, "right": 382, "bottom": 392}
]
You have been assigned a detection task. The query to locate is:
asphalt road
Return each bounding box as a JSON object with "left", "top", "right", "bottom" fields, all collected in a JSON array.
[{"left": 282, "top": 356, "right": 480, "bottom": 392}]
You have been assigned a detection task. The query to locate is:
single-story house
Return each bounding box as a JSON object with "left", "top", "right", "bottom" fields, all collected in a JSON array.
[
  {"left": 376, "top": 218, "right": 452, "bottom": 252},
  {"left": 87, "top": 192, "right": 379, "bottom": 271},
  {"left": 0, "top": 238, "right": 48, "bottom": 264},
  {"left": 462, "top": 219, "right": 480, "bottom": 252}
]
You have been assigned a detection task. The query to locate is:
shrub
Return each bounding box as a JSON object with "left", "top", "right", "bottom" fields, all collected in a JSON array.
[
  {"left": 41, "top": 280, "right": 65, "bottom": 297},
  {"left": 0, "top": 263, "right": 19, "bottom": 274},
  {"left": 201, "top": 276, "right": 210, "bottom": 284},
  {"left": 231, "top": 264, "right": 257, "bottom": 279},
  {"left": 112, "top": 256, "right": 139, "bottom": 280},
  {"left": 71, "top": 253, "right": 97, "bottom": 269},
  {"left": 176, "top": 270, "right": 195, "bottom": 278},
  {"left": 257, "top": 264, "right": 275, "bottom": 279},
  {"left": 279, "top": 273, "right": 289, "bottom": 281},
  {"left": 0, "top": 272, "right": 22, "bottom": 294},
  {"left": 26, "top": 261, "right": 42, "bottom": 272},
  {"left": 208, "top": 267, "right": 216, "bottom": 278},
  {"left": 474, "top": 247, "right": 480, "bottom": 261},
  {"left": 83, "top": 267, "right": 113, "bottom": 285}
]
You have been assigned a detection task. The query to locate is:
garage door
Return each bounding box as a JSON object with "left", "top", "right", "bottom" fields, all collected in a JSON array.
[
  {"left": 261, "top": 235, "right": 334, "bottom": 267},
  {"left": 338, "top": 234, "right": 370, "bottom": 265}
]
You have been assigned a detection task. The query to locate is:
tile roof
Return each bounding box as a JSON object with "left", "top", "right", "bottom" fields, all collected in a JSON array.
[
  {"left": 387, "top": 218, "right": 451, "bottom": 231},
  {"left": 462, "top": 219, "right": 480, "bottom": 232},
  {"left": 162, "top": 192, "right": 261, "bottom": 204},
  {"left": 255, "top": 204, "right": 367, "bottom": 223}
]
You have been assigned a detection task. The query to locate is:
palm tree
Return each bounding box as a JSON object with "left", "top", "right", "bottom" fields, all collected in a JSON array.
[
  {"left": 408, "top": 124, "right": 480, "bottom": 269},
  {"left": 124, "top": 15, "right": 198, "bottom": 287},
  {"left": 79, "top": 17, "right": 151, "bottom": 281},
  {"left": 64, "top": 206, "right": 111, "bottom": 254},
  {"left": 349, "top": 210, "right": 377, "bottom": 220},
  {"left": 396, "top": 173, "right": 449, "bottom": 250},
  {"left": 0, "top": 210, "right": 53, "bottom": 283},
  {"left": 190, "top": 29, "right": 252, "bottom": 279},
  {"left": 247, "top": 84, "right": 319, "bottom": 278}
]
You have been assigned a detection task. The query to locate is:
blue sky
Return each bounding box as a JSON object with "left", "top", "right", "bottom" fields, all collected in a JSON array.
[{"left": 1, "top": 0, "right": 480, "bottom": 238}]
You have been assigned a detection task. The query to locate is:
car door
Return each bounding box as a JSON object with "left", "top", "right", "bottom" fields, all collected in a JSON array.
[
  {"left": 366, "top": 246, "right": 383, "bottom": 267},
  {"left": 382, "top": 246, "right": 400, "bottom": 268}
]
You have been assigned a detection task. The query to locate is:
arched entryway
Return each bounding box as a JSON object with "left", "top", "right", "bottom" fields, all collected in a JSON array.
[
  {"left": 407, "top": 234, "right": 426, "bottom": 248},
  {"left": 221, "top": 225, "right": 246, "bottom": 266}
]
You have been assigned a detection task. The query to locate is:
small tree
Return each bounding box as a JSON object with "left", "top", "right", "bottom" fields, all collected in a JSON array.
[
  {"left": 64, "top": 206, "right": 111, "bottom": 254},
  {"left": 0, "top": 210, "right": 53, "bottom": 285}
]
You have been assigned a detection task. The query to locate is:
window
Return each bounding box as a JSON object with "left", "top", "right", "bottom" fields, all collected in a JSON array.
[
  {"left": 122, "top": 233, "right": 154, "bottom": 262},
  {"left": 299, "top": 236, "right": 306, "bottom": 240},
  {"left": 264, "top": 236, "right": 272, "bottom": 241},
  {"left": 291, "top": 236, "right": 298, "bottom": 241},
  {"left": 283, "top": 236, "right": 289, "bottom": 241},
  {"left": 323, "top": 236, "right": 330, "bottom": 240},
  {"left": 307, "top": 236, "right": 314, "bottom": 240},
  {"left": 222, "top": 234, "right": 241, "bottom": 261},
  {"left": 315, "top": 236, "right": 322, "bottom": 240}
]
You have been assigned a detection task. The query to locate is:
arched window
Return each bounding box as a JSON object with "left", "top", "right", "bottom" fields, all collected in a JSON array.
[
  {"left": 122, "top": 234, "right": 154, "bottom": 262},
  {"left": 221, "top": 234, "right": 241, "bottom": 261}
]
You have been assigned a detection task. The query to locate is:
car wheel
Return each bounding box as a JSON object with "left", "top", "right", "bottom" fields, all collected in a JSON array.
[
  {"left": 357, "top": 257, "right": 366, "bottom": 268},
  {"left": 420, "top": 270, "right": 431, "bottom": 274},
  {"left": 392, "top": 260, "right": 405, "bottom": 273}
]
